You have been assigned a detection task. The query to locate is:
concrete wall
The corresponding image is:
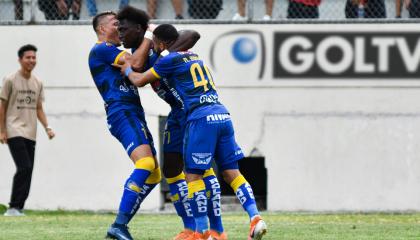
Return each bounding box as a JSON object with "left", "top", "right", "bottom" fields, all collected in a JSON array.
[{"left": 1, "top": 23, "right": 420, "bottom": 211}]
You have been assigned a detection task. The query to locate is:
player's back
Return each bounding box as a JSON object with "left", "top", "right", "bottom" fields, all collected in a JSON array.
[
  {"left": 89, "top": 42, "right": 143, "bottom": 116},
  {"left": 151, "top": 50, "right": 228, "bottom": 121}
]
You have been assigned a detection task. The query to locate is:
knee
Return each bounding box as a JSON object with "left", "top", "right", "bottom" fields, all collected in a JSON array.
[
  {"left": 162, "top": 153, "right": 184, "bottom": 178},
  {"left": 146, "top": 167, "right": 162, "bottom": 184}
]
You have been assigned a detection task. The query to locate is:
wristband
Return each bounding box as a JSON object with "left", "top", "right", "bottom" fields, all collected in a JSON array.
[
  {"left": 45, "top": 126, "right": 52, "bottom": 131},
  {"left": 144, "top": 30, "right": 153, "bottom": 40},
  {"left": 125, "top": 66, "right": 133, "bottom": 77}
]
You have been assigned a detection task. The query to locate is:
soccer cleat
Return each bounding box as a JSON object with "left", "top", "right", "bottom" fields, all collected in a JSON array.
[
  {"left": 106, "top": 223, "right": 133, "bottom": 240},
  {"left": 173, "top": 229, "right": 194, "bottom": 240},
  {"left": 209, "top": 230, "right": 227, "bottom": 240},
  {"left": 3, "top": 208, "right": 25, "bottom": 217},
  {"left": 185, "top": 231, "right": 212, "bottom": 240},
  {"left": 248, "top": 216, "right": 267, "bottom": 240}
]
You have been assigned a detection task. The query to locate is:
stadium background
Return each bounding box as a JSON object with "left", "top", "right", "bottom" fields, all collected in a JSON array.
[{"left": 0, "top": 0, "right": 420, "bottom": 213}]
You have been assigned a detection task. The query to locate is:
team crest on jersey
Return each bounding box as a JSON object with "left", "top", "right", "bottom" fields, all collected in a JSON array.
[{"left": 192, "top": 153, "right": 212, "bottom": 165}]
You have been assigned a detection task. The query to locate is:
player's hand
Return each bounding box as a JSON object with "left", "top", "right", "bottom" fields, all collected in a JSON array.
[
  {"left": 112, "top": 61, "right": 131, "bottom": 76},
  {"left": 0, "top": 131, "right": 7, "bottom": 144},
  {"left": 46, "top": 128, "right": 55, "bottom": 140}
]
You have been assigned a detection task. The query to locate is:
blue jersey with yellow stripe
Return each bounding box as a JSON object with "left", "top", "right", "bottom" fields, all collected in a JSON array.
[
  {"left": 142, "top": 49, "right": 184, "bottom": 110},
  {"left": 88, "top": 42, "right": 143, "bottom": 116},
  {"left": 151, "top": 51, "right": 228, "bottom": 121}
]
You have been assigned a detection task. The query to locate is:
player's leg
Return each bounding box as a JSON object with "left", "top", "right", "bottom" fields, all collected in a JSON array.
[
  {"left": 106, "top": 112, "right": 159, "bottom": 240},
  {"left": 183, "top": 118, "right": 218, "bottom": 238},
  {"left": 203, "top": 168, "right": 226, "bottom": 239},
  {"left": 163, "top": 110, "right": 196, "bottom": 239},
  {"left": 215, "top": 117, "right": 266, "bottom": 240},
  {"left": 164, "top": 152, "right": 195, "bottom": 240}
]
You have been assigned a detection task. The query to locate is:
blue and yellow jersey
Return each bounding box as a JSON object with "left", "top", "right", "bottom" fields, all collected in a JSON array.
[
  {"left": 140, "top": 48, "right": 184, "bottom": 110},
  {"left": 151, "top": 51, "right": 228, "bottom": 121},
  {"left": 88, "top": 42, "right": 143, "bottom": 116}
]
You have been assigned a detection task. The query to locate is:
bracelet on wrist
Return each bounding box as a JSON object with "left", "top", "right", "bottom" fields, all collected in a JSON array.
[{"left": 125, "top": 66, "right": 133, "bottom": 77}]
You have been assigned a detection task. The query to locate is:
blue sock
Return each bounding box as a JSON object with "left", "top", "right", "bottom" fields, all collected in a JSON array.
[
  {"left": 116, "top": 168, "right": 151, "bottom": 225},
  {"left": 230, "top": 175, "right": 259, "bottom": 220},
  {"left": 188, "top": 179, "right": 208, "bottom": 233},
  {"left": 125, "top": 167, "right": 161, "bottom": 223},
  {"left": 167, "top": 173, "right": 195, "bottom": 231},
  {"left": 203, "top": 169, "right": 224, "bottom": 233}
]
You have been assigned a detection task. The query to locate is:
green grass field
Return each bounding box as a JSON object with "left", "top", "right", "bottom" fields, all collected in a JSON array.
[{"left": 1, "top": 210, "right": 420, "bottom": 240}]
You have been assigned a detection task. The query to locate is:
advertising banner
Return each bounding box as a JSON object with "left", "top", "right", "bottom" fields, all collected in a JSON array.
[{"left": 186, "top": 24, "right": 420, "bottom": 86}]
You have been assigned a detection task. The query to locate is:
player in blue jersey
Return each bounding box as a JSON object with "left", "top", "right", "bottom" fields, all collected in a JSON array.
[
  {"left": 88, "top": 11, "right": 161, "bottom": 240},
  {"left": 117, "top": 24, "right": 267, "bottom": 240},
  {"left": 116, "top": 6, "right": 227, "bottom": 240}
]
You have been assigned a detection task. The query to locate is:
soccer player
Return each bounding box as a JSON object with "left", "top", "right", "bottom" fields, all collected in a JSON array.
[
  {"left": 116, "top": 6, "right": 227, "bottom": 240},
  {"left": 88, "top": 11, "right": 161, "bottom": 240},
  {"left": 118, "top": 24, "right": 267, "bottom": 240}
]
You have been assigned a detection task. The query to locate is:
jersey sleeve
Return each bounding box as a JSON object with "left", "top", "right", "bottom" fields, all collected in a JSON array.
[
  {"left": 96, "top": 43, "right": 126, "bottom": 65},
  {"left": 39, "top": 81, "right": 45, "bottom": 102},
  {"left": 0, "top": 76, "right": 12, "bottom": 101},
  {"left": 150, "top": 54, "right": 176, "bottom": 79}
]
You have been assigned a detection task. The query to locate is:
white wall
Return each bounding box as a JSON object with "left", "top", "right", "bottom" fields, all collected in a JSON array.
[{"left": 1, "top": 24, "right": 420, "bottom": 211}]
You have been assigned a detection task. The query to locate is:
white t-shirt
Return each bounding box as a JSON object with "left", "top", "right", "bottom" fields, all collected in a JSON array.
[{"left": 0, "top": 71, "right": 44, "bottom": 141}]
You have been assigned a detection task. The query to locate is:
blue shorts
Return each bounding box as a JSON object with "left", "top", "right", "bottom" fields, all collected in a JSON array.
[
  {"left": 163, "top": 108, "right": 186, "bottom": 154},
  {"left": 107, "top": 110, "right": 156, "bottom": 157},
  {"left": 183, "top": 114, "right": 244, "bottom": 173}
]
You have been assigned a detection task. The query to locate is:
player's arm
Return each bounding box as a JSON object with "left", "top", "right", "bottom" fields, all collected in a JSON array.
[
  {"left": 123, "top": 66, "right": 159, "bottom": 87},
  {"left": 0, "top": 99, "right": 8, "bottom": 144},
  {"left": 169, "top": 30, "right": 200, "bottom": 52},
  {"left": 130, "top": 33, "right": 153, "bottom": 72},
  {"left": 36, "top": 100, "right": 55, "bottom": 140}
]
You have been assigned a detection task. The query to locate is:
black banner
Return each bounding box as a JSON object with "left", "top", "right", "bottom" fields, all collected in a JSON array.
[{"left": 273, "top": 32, "right": 420, "bottom": 79}]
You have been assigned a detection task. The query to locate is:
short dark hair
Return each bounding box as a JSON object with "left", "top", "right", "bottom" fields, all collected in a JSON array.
[
  {"left": 18, "top": 44, "right": 37, "bottom": 58},
  {"left": 117, "top": 6, "right": 150, "bottom": 31},
  {"left": 92, "top": 11, "right": 117, "bottom": 32},
  {"left": 153, "top": 24, "right": 179, "bottom": 44}
]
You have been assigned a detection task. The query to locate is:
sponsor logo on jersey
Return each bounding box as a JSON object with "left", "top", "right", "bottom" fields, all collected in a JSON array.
[
  {"left": 200, "top": 94, "right": 219, "bottom": 104},
  {"left": 192, "top": 153, "right": 212, "bottom": 165},
  {"left": 206, "top": 113, "right": 230, "bottom": 122},
  {"left": 126, "top": 142, "right": 134, "bottom": 153}
]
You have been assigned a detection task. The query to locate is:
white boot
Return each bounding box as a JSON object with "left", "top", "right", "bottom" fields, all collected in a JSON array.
[{"left": 4, "top": 208, "right": 25, "bottom": 217}]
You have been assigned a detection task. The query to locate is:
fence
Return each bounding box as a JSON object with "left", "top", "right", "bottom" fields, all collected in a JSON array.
[{"left": 0, "top": 0, "right": 419, "bottom": 24}]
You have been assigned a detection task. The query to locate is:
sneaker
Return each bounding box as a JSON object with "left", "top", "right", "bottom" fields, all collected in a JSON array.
[
  {"left": 185, "top": 231, "right": 212, "bottom": 240},
  {"left": 3, "top": 208, "right": 25, "bottom": 217},
  {"left": 232, "top": 13, "right": 247, "bottom": 21},
  {"left": 106, "top": 223, "right": 133, "bottom": 240},
  {"left": 209, "top": 230, "right": 227, "bottom": 240},
  {"left": 173, "top": 229, "right": 194, "bottom": 240},
  {"left": 248, "top": 216, "right": 267, "bottom": 240},
  {"left": 262, "top": 14, "right": 272, "bottom": 21}
]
